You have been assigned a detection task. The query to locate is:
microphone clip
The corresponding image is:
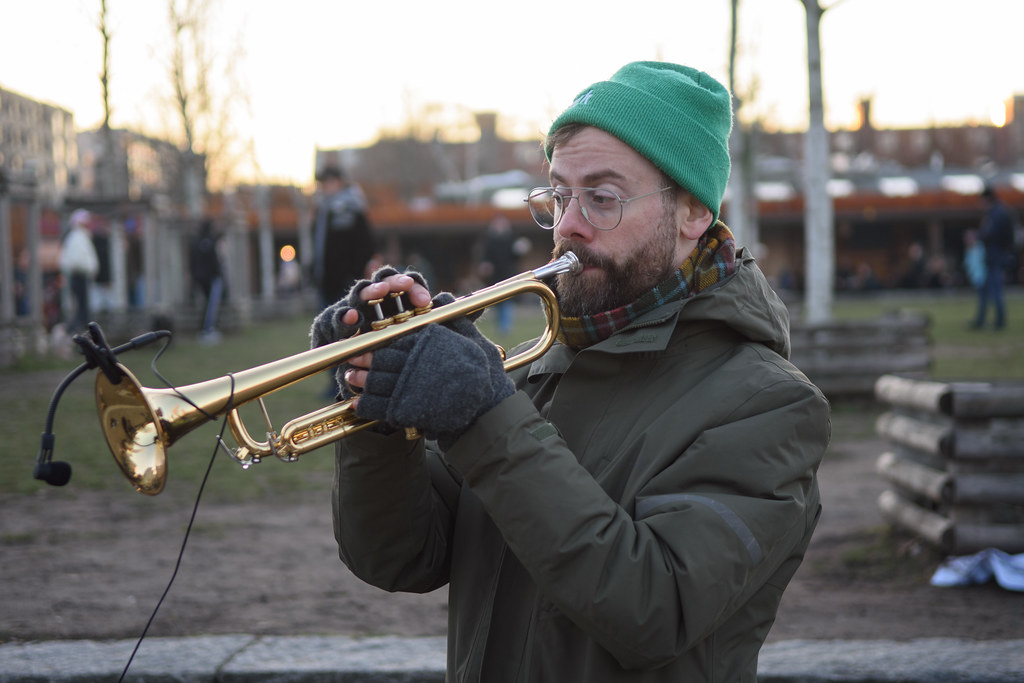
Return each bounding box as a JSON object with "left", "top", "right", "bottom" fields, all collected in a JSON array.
[{"left": 73, "top": 323, "right": 124, "bottom": 386}]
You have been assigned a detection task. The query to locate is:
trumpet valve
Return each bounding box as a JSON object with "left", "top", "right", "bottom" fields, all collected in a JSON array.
[
  {"left": 368, "top": 297, "right": 390, "bottom": 330},
  {"left": 390, "top": 292, "right": 414, "bottom": 324},
  {"left": 369, "top": 293, "right": 432, "bottom": 330}
]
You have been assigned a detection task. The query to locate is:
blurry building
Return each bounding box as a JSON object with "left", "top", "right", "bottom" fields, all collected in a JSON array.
[
  {"left": 5, "top": 82, "right": 1024, "bottom": 365},
  {"left": 0, "top": 86, "right": 77, "bottom": 206},
  {"left": 750, "top": 95, "right": 1024, "bottom": 290},
  {"left": 312, "top": 102, "right": 1024, "bottom": 292},
  {"left": 76, "top": 128, "right": 190, "bottom": 204}
]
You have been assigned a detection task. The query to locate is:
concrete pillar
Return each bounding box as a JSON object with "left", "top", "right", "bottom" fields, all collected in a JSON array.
[
  {"left": 0, "top": 193, "right": 13, "bottom": 322},
  {"left": 256, "top": 186, "right": 275, "bottom": 303},
  {"left": 927, "top": 218, "right": 943, "bottom": 258},
  {"left": 109, "top": 218, "right": 128, "bottom": 312},
  {"left": 26, "top": 198, "right": 43, "bottom": 337},
  {"left": 292, "top": 188, "right": 312, "bottom": 289},
  {"left": 223, "top": 190, "right": 252, "bottom": 321},
  {"left": 143, "top": 212, "right": 159, "bottom": 310}
]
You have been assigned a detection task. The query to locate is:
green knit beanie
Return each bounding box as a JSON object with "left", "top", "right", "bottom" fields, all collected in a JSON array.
[{"left": 545, "top": 61, "right": 733, "bottom": 223}]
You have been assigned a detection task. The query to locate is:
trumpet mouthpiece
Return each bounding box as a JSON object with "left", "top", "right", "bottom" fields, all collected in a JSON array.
[{"left": 534, "top": 251, "right": 580, "bottom": 280}]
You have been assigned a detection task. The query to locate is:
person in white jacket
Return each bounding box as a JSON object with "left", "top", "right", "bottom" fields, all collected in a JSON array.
[{"left": 59, "top": 209, "right": 99, "bottom": 332}]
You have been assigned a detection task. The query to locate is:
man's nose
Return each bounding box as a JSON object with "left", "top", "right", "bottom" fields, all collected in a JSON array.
[{"left": 555, "top": 197, "right": 595, "bottom": 242}]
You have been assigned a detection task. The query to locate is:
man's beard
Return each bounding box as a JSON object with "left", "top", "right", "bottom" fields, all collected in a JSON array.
[{"left": 553, "top": 210, "right": 679, "bottom": 317}]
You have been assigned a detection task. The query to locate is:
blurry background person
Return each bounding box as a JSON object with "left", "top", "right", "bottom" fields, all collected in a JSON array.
[
  {"left": 963, "top": 229, "right": 986, "bottom": 292},
  {"left": 311, "top": 165, "right": 375, "bottom": 310},
  {"left": 477, "top": 214, "right": 517, "bottom": 334},
  {"left": 14, "top": 248, "right": 30, "bottom": 316},
  {"left": 971, "top": 187, "right": 1015, "bottom": 330},
  {"left": 89, "top": 219, "right": 116, "bottom": 314},
  {"left": 189, "top": 219, "right": 226, "bottom": 344},
  {"left": 311, "top": 165, "right": 375, "bottom": 397},
  {"left": 58, "top": 209, "right": 99, "bottom": 333}
]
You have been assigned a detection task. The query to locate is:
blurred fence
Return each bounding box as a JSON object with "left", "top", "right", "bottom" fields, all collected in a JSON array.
[{"left": 790, "top": 310, "right": 931, "bottom": 398}]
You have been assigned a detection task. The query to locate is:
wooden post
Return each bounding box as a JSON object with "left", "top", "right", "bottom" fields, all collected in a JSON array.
[
  {"left": 876, "top": 452, "right": 951, "bottom": 503},
  {"left": 878, "top": 490, "right": 953, "bottom": 552}
]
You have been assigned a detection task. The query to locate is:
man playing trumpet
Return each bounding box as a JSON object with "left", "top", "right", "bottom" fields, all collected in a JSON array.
[{"left": 310, "top": 61, "right": 830, "bottom": 683}]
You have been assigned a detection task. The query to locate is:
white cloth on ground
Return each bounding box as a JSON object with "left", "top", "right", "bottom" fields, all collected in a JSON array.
[{"left": 930, "top": 548, "right": 1024, "bottom": 591}]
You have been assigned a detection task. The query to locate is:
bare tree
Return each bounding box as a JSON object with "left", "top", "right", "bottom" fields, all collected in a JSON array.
[
  {"left": 800, "top": 0, "right": 837, "bottom": 323},
  {"left": 165, "top": 0, "right": 254, "bottom": 206},
  {"left": 97, "top": 0, "right": 117, "bottom": 197},
  {"left": 98, "top": 0, "right": 112, "bottom": 130},
  {"left": 168, "top": 0, "right": 208, "bottom": 218},
  {"left": 726, "top": 0, "right": 749, "bottom": 247},
  {"left": 725, "top": 0, "right": 760, "bottom": 252}
]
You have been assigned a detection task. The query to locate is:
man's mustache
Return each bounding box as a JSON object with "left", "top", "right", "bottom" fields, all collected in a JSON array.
[{"left": 553, "top": 242, "right": 614, "bottom": 271}]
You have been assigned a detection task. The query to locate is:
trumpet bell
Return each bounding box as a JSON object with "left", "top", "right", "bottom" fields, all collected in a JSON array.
[{"left": 95, "top": 364, "right": 168, "bottom": 495}]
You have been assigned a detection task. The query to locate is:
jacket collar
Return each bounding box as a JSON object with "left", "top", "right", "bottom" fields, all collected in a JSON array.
[{"left": 527, "top": 301, "right": 683, "bottom": 380}]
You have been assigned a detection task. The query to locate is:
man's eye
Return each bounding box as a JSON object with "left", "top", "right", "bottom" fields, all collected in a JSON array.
[{"left": 587, "top": 190, "right": 617, "bottom": 208}]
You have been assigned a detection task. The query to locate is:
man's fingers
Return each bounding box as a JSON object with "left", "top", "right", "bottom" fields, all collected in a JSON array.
[
  {"left": 344, "top": 368, "right": 368, "bottom": 393},
  {"left": 359, "top": 275, "right": 432, "bottom": 309},
  {"left": 341, "top": 308, "right": 360, "bottom": 326},
  {"left": 347, "top": 353, "right": 372, "bottom": 370}
]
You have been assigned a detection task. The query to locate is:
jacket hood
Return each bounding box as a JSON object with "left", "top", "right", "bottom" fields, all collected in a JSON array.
[{"left": 666, "top": 247, "right": 791, "bottom": 359}]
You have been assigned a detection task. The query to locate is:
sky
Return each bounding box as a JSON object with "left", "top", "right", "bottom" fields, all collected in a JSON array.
[{"left": 3, "top": 0, "right": 1024, "bottom": 187}]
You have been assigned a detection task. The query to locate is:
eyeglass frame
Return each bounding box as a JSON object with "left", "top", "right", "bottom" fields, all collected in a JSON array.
[{"left": 524, "top": 185, "right": 673, "bottom": 231}]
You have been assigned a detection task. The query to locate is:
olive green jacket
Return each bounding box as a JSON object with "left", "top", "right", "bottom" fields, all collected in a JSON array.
[{"left": 333, "top": 249, "right": 830, "bottom": 682}]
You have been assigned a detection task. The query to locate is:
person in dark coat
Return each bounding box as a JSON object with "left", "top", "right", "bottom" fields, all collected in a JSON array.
[
  {"left": 312, "top": 165, "right": 375, "bottom": 396},
  {"left": 189, "top": 219, "right": 225, "bottom": 343},
  {"left": 312, "top": 165, "right": 375, "bottom": 310},
  {"left": 478, "top": 214, "right": 518, "bottom": 334},
  {"left": 310, "top": 62, "right": 829, "bottom": 682},
  {"left": 971, "top": 186, "right": 1015, "bottom": 330}
]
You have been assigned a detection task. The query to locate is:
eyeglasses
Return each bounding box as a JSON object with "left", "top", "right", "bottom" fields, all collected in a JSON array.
[{"left": 525, "top": 186, "right": 672, "bottom": 231}]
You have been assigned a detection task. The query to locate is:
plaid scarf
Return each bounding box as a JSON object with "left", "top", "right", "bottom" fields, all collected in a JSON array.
[{"left": 557, "top": 221, "right": 737, "bottom": 349}]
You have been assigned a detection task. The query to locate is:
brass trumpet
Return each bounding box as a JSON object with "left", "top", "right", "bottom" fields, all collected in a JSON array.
[{"left": 95, "top": 252, "right": 580, "bottom": 495}]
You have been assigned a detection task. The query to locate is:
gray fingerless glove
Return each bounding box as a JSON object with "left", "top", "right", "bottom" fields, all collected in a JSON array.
[
  {"left": 355, "top": 323, "right": 514, "bottom": 450},
  {"left": 308, "top": 266, "right": 429, "bottom": 399},
  {"left": 310, "top": 267, "right": 430, "bottom": 347}
]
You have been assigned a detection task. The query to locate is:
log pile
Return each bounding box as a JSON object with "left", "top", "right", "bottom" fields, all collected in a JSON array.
[{"left": 874, "top": 374, "right": 1024, "bottom": 554}]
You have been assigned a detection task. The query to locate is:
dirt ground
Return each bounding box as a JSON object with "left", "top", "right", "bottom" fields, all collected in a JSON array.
[{"left": 2, "top": 389, "right": 1022, "bottom": 645}]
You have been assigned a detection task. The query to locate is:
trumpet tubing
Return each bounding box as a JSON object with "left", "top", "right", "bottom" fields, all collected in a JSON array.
[{"left": 95, "top": 252, "right": 580, "bottom": 495}]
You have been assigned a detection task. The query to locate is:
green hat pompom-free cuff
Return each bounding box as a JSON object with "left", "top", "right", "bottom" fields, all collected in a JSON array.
[{"left": 546, "top": 61, "right": 733, "bottom": 224}]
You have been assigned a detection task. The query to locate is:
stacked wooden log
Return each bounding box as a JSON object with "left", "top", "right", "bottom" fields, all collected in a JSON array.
[
  {"left": 875, "top": 374, "right": 1024, "bottom": 554},
  {"left": 790, "top": 310, "right": 931, "bottom": 398}
]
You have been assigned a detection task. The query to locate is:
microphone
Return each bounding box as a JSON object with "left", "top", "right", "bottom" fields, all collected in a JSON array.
[
  {"left": 33, "top": 365, "right": 87, "bottom": 487},
  {"left": 33, "top": 432, "right": 72, "bottom": 486},
  {"left": 34, "top": 463, "right": 72, "bottom": 486},
  {"left": 32, "top": 325, "right": 171, "bottom": 488}
]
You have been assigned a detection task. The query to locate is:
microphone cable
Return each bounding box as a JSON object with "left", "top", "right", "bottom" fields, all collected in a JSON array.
[
  {"left": 33, "top": 323, "right": 244, "bottom": 680},
  {"left": 117, "top": 347, "right": 238, "bottom": 682}
]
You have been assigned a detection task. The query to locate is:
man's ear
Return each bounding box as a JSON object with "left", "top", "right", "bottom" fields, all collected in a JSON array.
[{"left": 677, "top": 194, "right": 714, "bottom": 240}]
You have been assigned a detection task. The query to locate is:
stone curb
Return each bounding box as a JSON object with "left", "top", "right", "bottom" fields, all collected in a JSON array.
[{"left": 1, "top": 636, "right": 1022, "bottom": 682}]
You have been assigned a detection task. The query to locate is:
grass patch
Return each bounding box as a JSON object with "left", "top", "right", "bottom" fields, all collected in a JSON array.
[
  {"left": 1, "top": 532, "right": 36, "bottom": 545},
  {"left": 830, "top": 290, "right": 1024, "bottom": 381},
  {"left": 838, "top": 527, "right": 940, "bottom": 583}
]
